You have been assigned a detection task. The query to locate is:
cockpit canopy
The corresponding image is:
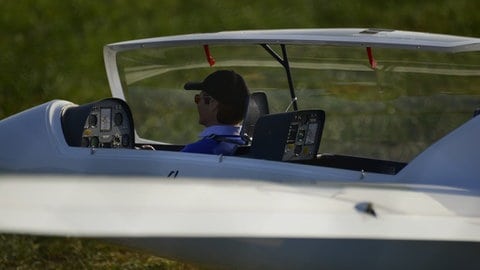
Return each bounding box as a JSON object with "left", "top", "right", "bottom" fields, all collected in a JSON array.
[{"left": 105, "top": 29, "right": 480, "bottom": 163}]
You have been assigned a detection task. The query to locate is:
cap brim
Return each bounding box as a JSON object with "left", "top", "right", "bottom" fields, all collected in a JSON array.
[{"left": 184, "top": 82, "right": 204, "bottom": 90}]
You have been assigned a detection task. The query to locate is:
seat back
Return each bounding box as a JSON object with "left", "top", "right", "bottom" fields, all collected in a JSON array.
[{"left": 240, "top": 92, "right": 269, "bottom": 143}]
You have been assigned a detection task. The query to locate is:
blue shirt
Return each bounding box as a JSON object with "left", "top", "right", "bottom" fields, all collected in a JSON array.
[{"left": 181, "top": 125, "right": 245, "bottom": 155}]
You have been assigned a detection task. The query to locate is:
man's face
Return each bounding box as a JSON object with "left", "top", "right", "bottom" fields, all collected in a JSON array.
[{"left": 195, "top": 91, "right": 218, "bottom": 126}]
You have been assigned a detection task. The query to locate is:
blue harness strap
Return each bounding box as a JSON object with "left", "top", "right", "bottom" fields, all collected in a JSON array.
[{"left": 181, "top": 135, "right": 245, "bottom": 155}]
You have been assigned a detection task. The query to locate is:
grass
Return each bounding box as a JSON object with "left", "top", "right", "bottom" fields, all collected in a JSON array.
[{"left": 0, "top": 234, "right": 199, "bottom": 270}]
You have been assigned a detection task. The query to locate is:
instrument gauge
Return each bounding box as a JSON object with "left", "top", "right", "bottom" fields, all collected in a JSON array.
[
  {"left": 88, "top": 114, "right": 98, "bottom": 127},
  {"left": 90, "top": 136, "right": 99, "bottom": 148},
  {"left": 114, "top": 112, "right": 123, "bottom": 126},
  {"left": 100, "top": 108, "right": 112, "bottom": 131}
]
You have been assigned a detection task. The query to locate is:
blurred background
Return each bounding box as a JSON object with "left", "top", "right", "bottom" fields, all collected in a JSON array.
[
  {"left": 1, "top": 0, "right": 479, "bottom": 119},
  {"left": 1, "top": 0, "right": 479, "bottom": 268}
]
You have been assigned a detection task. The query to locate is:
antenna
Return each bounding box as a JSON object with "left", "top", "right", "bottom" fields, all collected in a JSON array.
[{"left": 285, "top": 97, "right": 297, "bottom": 112}]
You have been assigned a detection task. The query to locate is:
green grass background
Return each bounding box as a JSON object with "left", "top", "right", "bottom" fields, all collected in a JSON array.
[
  {"left": 1, "top": 0, "right": 479, "bottom": 119},
  {"left": 1, "top": 0, "right": 479, "bottom": 269}
]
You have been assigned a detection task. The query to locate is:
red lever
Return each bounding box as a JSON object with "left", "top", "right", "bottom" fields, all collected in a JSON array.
[
  {"left": 204, "top": 45, "right": 216, "bottom": 67},
  {"left": 366, "top": 47, "right": 377, "bottom": 69}
]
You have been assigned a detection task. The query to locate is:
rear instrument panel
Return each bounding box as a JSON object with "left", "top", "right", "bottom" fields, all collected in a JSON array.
[{"left": 250, "top": 110, "right": 325, "bottom": 161}]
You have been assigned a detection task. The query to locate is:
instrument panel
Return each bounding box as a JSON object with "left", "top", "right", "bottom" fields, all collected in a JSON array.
[
  {"left": 250, "top": 110, "right": 325, "bottom": 161},
  {"left": 282, "top": 111, "right": 324, "bottom": 161},
  {"left": 61, "top": 98, "right": 134, "bottom": 149},
  {"left": 80, "top": 99, "right": 134, "bottom": 148}
]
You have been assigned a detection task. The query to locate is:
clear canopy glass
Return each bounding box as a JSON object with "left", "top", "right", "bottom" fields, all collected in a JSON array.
[{"left": 115, "top": 42, "right": 480, "bottom": 162}]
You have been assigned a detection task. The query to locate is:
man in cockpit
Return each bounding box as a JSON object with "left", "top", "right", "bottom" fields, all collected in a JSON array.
[{"left": 181, "top": 70, "right": 250, "bottom": 155}]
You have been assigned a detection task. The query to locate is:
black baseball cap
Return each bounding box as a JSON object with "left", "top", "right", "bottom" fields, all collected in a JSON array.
[{"left": 184, "top": 70, "right": 249, "bottom": 105}]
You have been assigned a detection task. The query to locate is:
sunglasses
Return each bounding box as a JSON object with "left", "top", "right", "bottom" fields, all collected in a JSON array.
[{"left": 194, "top": 94, "right": 212, "bottom": 104}]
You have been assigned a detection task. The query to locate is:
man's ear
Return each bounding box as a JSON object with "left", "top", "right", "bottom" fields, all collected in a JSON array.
[{"left": 209, "top": 99, "right": 219, "bottom": 110}]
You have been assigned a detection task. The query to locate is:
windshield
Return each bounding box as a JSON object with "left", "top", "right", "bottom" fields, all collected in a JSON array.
[{"left": 116, "top": 44, "right": 480, "bottom": 162}]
